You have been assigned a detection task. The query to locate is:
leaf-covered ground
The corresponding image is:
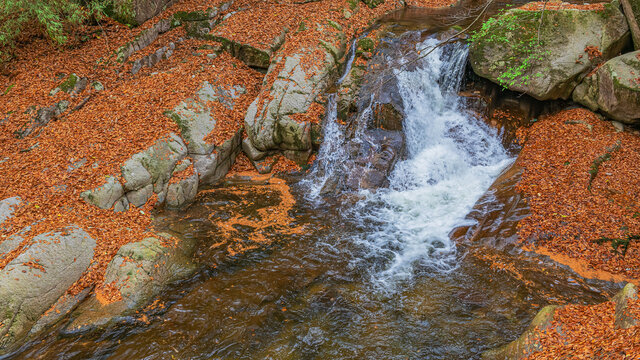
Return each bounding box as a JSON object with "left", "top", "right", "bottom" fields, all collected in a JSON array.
[{"left": 516, "top": 108, "right": 640, "bottom": 358}]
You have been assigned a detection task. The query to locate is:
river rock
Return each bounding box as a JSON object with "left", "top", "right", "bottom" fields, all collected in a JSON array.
[
  {"left": 166, "top": 173, "right": 198, "bottom": 208},
  {"left": 80, "top": 176, "right": 125, "bottom": 210},
  {"left": 482, "top": 305, "right": 559, "bottom": 359},
  {"left": 245, "top": 22, "right": 347, "bottom": 153},
  {"left": 469, "top": 1, "right": 630, "bottom": 100},
  {"left": 0, "top": 197, "right": 21, "bottom": 228},
  {"left": 64, "top": 234, "right": 196, "bottom": 334},
  {"left": 573, "top": 50, "right": 640, "bottom": 124},
  {"left": 192, "top": 129, "right": 243, "bottom": 185},
  {"left": 613, "top": 283, "right": 639, "bottom": 329},
  {"left": 344, "top": 129, "right": 404, "bottom": 190},
  {"left": 0, "top": 226, "right": 96, "bottom": 355}
]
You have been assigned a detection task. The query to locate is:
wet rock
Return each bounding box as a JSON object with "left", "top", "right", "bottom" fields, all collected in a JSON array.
[
  {"left": 345, "top": 129, "right": 404, "bottom": 190},
  {"left": 469, "top": 1, "right": 630, "bottom": 100},
  {"left": 64, "top": 234, "right": 196, "bottom": 335},
  {"left": 245, "top": 23, "right": 347, "bottom": 152},
  {"left": 166, "top": 173, "right": 198, "bottom": 209},
  {"left": 482, "top": 305, "right": 559, "bottom": 360},
  {"left": 192, "top": 129, "right": 243, "bottom": 185},
  {"left": 0, "top": 226, "right": 96, "bottom": 355},
  {"left": 372, "top": 102, "right": 404, "bottom": 131},
  {"left": 0, "top": 197, "right": 22, "bottom": 228},
  {"left": 613, "top": 283, "right": 639, "bottom": 329},
  {"left": 573, "top": 50, "right": 640, "bottom": 124},
  {"left": 80, "top": 176, "right": 125, "bottom": 210}
]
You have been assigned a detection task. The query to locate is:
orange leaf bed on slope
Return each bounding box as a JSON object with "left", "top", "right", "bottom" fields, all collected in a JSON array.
[{"left": 517, "top": 108, "right": 640, "bottom": 280}]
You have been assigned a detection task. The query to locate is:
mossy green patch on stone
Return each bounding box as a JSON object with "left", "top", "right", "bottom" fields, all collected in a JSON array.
[
  {"left": 59, "top": 73, "right": 79, "bottom": 93},
  {"left": 358, "top": 37, "right": 375, "bottom": 52}
]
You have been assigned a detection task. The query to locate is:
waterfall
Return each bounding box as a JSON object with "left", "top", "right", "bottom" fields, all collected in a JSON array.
[{"left": 306, "top": 35, "right": 513, "bottom": 282}]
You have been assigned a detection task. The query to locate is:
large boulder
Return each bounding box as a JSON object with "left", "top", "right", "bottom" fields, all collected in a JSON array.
[
  {"left": 81, "top": 133, "right": 188, "bottom": 211},
  {"left": 64, "top": 234, "right": 196, "bottom": 334},
  {"left": 108, "top": 0, "right": 174, "bottom": 26},
  {"left": 244, "top": 22, "right": 347, "bottom": 154},
  {"left": 0, "top": 226, "right": 96, "bottom": 355},
  {"left": 573, "top": 50, "right": 640, "bottom": 124},
  {"left": 469, "top": 1, "right": 630, "bottom": 100}
]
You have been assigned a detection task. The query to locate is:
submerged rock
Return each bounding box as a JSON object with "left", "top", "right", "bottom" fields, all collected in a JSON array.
[
  {"left": 469, "top": 1, "right": 630, "bottom": 100},
  {"left": 0, "top": 226, "right": 96, "bottom": 355},
  {"left": 573, "top": 50, "right": 640, "bottom": 124}
]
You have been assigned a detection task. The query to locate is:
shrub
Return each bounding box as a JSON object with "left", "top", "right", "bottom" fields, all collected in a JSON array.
[{"left": 0, "top": 0, "right": 109, "bottom": 63}]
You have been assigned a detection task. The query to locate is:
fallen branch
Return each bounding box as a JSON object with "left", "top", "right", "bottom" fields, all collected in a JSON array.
[{"left": 620, "top": 0, "right": 640, "bottom": 50}]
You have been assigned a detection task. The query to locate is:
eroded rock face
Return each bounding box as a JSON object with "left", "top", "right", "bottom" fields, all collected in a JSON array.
[
  {"left": 244, "top": 23, "right": 347, "bottom": 153},
  {"left": 469, "top": 1, "right": 630, "bottom": 100},
  {"left": 64, "top": 234, "right": 196, "bottom": 334},
  {"left": 166, "top": 81, "right": 246, "bottom": 155},
  {"left": 109, "top": 0, "right": 174, "bottom": 26},
  {"left": 0, "top": 226, "right": 96, "bottom": 355},
  {"left": 81, "top": 133, "right": 188, "bottom": 210},
  {"left": 573, "top": 50, "right": 640, "bottom": 124},
  {"left": 483, "top": 283, "right": 640, "bottom": 359}
]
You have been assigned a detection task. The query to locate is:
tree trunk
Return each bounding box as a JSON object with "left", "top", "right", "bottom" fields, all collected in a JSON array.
[{"left": 620, "top": 0, "right": 640, "bottom": 50}]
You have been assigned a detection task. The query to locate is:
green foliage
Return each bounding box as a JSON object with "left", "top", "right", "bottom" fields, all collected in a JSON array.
[
  {"left": 595, "top": 234, "right": 640, "bottom": 256},
  {"left": 0, "top": 0, "right": 110, "bottom": 63},
  {"left": 469, "top": 11, "right": 549, "bottom": 89}
]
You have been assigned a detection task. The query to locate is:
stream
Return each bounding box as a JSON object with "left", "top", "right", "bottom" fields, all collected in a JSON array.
[{"left": 9, "top": 2, "right": 621, "bottom": 359}]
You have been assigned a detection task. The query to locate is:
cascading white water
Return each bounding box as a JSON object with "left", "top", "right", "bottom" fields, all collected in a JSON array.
[
  {"left": 307, "top": 36, "right": 513, "bottom": 283},
  {"left": 357, "top": 38, "right": 513, "bottom": 282}
]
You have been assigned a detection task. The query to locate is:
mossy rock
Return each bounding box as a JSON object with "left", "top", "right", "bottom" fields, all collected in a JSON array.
[
  {"left": 573, "top": 50, "right": 640, "bottom": 124},
  {"left": 361, "top": 0, "right": 385, "bottom": 9},
  {"left": 482, "top": 305, "right": 559, "bottom": 360},
  {"left": 469, "top": 1, "right": 630, "bottom": 100}
]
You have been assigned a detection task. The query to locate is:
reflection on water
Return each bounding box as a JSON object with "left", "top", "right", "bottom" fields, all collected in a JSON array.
[{"left": 11, "top": 176, "right": 618, "bottom": 360}]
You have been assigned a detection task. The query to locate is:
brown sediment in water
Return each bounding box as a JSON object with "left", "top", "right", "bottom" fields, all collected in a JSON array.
[{"left": 201, "top": 173, "right": 305, "bottom": 256}]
